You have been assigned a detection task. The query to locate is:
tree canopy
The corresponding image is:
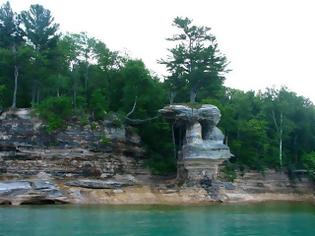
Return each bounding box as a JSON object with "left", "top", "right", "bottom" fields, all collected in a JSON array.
[{"left": 160, "top": 17, "right": 228, "bottom": 103}]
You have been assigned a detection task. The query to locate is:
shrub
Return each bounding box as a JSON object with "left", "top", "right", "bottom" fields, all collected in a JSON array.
[
  {"left": 0, "top": 85, "right": 5, "bottom": 109},
  {"left": 104, "top": 112, "right": 124, "bottom": 128},
  {"left": 145, "top": 152, "right": 177, "bottom": 175},
  {"left": 36, "top": 96, "right": 72, "bottom": 132},
  {"left": 303, "top": 152, "right": 315, "bottom": 180},
  {"left": 89, "top": 89, "right": 108, "bottom": 120},
  {"left": 100, "top": 135, "right": 112, "bottom": 145},
  {"left": 221, "top": 162, "right": 237, "bottom": 182}
]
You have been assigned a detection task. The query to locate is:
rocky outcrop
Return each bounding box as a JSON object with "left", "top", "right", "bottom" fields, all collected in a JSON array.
[
  {"left": 0, "top": 179, "right": 67, "bottom": 205},
  {"left": 159, "top": 104, "right": 231, "bottom": 160},
  {"left": 220, "top": 170, "right": 315, "bottom": 202},
  {"left": 0, "top": 109, "right": 148, "bottom": 205},
  {"left": 65, "top": 179, "right": 135, "bottom": 189},
  {"left": 0, "top": 108, "right": 314, "bottom": 205},
  {"left": 0, "top": 109, "right": 145, "bottom": 179},
  {"left": 160, "top": 104, "right": 231, "bottom": 185}
]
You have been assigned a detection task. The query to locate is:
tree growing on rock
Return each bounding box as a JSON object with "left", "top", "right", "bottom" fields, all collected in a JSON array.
[
  {"left": 20, "top": 4, "right": 59, "bottom": 104},
  {"left": 160, "top": 17, "right": 229, "bottom": 103}
]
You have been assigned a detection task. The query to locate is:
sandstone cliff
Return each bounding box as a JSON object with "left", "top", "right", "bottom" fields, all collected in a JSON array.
[
  {"left": 0, "top": 109, "right": 314, "bottom": 205},
  {"left": 0, "top": 109, "right": 149, "bottom": 205}
]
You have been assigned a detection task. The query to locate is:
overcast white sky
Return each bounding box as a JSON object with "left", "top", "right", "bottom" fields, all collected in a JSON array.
[{"left": 3, "top": 0, "right": 315, "bottom": 102}]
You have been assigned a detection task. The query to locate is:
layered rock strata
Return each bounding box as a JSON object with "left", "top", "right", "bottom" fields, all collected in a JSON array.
[
  {"left": 159, "top": 104, "right": 231, "bottom": 185},
  {"left": 0, "top": 109, "right": 147, "bottom": 205},
  {"left": 0, "top": 108, "right": 314, "bottom": 205}
]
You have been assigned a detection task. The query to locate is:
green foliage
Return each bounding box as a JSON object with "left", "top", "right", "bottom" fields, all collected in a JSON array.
[
  {"left": 36, "top": 96, "right": 72, "bottom": 132},
  {"left": 20, "top": 4, "right": 59, "bottom": 51},
  {"left": 145, "top": 152, "right": 177, "bottom": 175},
  {"left": 90, "top": 122, "right": 97, "bottom": 130},
  {"left": 182, "top": 102, "right": 202, "bottom": 109},
  {"left": 79, "top": 113, "right": 89, "bottom": 126},
  {"left": 221, "top": 163, "right": 237, "bottom": 182},
  {"left": 104, "top": 112, "right": 124, "bottom": 128},
  {"left": 89, "top": 89, "right": 108, "bottom": 120},
  {"left": 214, "top": 87, "right": 315, "bottom": 171},
  {"left": 100, "top": 135, "right": 111, "bottom": 145},
  {"left": 303, "top": 152, "right": 315, "bottom": 180},
  {"left": 160, "top": 17, "right": 228, "bottom": 103},
  {"left": 0, "top": 84, "right": 5, "bottom": 109}
]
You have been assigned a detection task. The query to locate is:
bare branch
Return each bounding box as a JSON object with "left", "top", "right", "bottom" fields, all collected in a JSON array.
[
  {"left": 126, "top": 96, "right": 137, "bottom": 117},
  {"left": 125, "top": 115, "right": 160, "bottom": 125},
  {"left": 271, "top": 110, "right": 279, "bottom": 132},
  {"left": 124, "top": 96, "right": 160, "bottom": 125}
]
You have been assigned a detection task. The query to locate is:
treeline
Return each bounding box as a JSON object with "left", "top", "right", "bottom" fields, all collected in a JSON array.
[{"left": 0, "top": 2, "right": 314, "bottom": 175}]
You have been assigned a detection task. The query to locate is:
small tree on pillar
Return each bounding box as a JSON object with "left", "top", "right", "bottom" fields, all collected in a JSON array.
[{"left": 160, "top": 17, "right": 229, "bottom": 103}]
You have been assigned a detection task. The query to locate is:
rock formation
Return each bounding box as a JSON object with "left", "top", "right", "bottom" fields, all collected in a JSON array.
[
  {"left": 0, "top": 108, "right": 314, "bottom": 205},
  {"left": 0, "top": 109, "right": 147, "bottom": 205},
  {"left": 160, "top": 104, "right": 232, "bottom": 186}
]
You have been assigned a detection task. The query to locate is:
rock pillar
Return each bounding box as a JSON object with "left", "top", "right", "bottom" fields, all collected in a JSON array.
[{"left": 159, "top": 104, "right": 231, "bottom": 186}]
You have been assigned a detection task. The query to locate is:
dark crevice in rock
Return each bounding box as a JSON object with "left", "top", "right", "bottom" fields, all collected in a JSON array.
[
  {"left": 0, "top": 200, "right": 12, "bottom": 205},
  {"left": 20, "top": 199, "right": 67, "bottom": 205}
]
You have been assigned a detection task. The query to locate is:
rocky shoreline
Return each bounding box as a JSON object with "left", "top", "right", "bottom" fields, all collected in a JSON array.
[
  {"left": 1, "top": 171, "right": 315, "bottom": 206},
  {"left": 1, "top": 109, "right": 314, "bottom": 205}
]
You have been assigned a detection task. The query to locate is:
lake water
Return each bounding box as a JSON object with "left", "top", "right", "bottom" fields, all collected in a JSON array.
[{"left": 0, "top": 202, "right": 315, "bottom": 236}]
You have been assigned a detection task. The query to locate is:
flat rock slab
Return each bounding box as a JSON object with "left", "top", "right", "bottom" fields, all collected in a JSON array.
[
  {"left": 159, "top": 104, "right": 221, "bottom": 124},
  {"left": 0, "top": 180, "right": 66, "bottom": 205},
  {"left": 65, "top": 179, "right": 133, "bottom": 189},
  {"left": 32, "top": 180, "right": 58, "bottom": 191},
  {"left": 0, "top": 181, "right": 32, "bottom": 194}
]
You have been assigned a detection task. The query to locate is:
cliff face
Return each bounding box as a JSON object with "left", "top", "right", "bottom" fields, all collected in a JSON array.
[
  {"left": 0, "top": 109, "right": 314, "bottom": 205},
  {"left": 0, "top": 109, "right": 144, "bottom": 179},
  {"left": 220, "top": 170, "right": 315, "bottom": 202},
  {"left": 0, "top": 109, "right": 148, "bottom": 205}
]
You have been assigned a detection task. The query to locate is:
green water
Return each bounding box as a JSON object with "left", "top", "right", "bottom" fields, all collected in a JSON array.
[{"left": 0, "top": 202, "right": 315, "bottom": 236}]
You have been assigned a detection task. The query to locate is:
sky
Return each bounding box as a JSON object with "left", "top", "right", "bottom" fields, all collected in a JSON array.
[{"left": 3, "top": 0, "right": 315, "bottom": 102}]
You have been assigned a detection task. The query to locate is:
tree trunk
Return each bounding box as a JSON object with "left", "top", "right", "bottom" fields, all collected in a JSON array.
[
  {"left": 31, "top": 84, "right": 36, "bottom": 105},
  {"left": 169, "top": 91, "right": 176, "bottom": 104},
  {"left": 11, "top": 65, "right": 18, "bottom": 109},
  {"left": 272, "top": 110, "right": 284, "bottom": 168},
  {"left": 36, "top": 88, "right": 40, "bottom": 104},
  {"left": 73, "top": 87, "right": 77, "bottom": 111},
  {"left": 11, "top": 44, "right": 18, "bottom": 109},
  {"left": 225, "top": 134, "right": 229, "bottom": 145},
  {"left": 279, "top": 112, "right": 283, "bottom": 168},
  {"left": 190, "top": 89, "right": 197, "bottom": 103},
  {"left": 293, "top": 135, "right": 298, "bottom": 165},
  {"left": 84, "top": 63, "right": 89, "bottom": 97},
  {"left": 57, "top": 74, "right": 60, "bottom": 97},
  {"left": 171, "top": 123, "right": 177, "bottom": 160}
]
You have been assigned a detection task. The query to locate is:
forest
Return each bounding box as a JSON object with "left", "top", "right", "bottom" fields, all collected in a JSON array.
[{"left": 1, "top": 2, "right": 315, "bottom": 177}]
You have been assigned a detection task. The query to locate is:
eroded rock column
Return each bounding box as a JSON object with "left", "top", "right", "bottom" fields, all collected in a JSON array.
[
  {"left": 159, "top": 104, "right": 232, "bottom": 186},
  {"left": 185, "top": 122, "right": 202, "bottom": 144}
]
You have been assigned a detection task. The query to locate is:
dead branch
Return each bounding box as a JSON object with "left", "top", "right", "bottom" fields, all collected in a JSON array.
[
  {"left": 125, "top": 115, "right": 160, "bottom": 125},
  {"left": 126, "top": 96, "right": 137, "bottom": 117},
  {"left": 124, "top": 96, "right": 160, "bottom": 125}
]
